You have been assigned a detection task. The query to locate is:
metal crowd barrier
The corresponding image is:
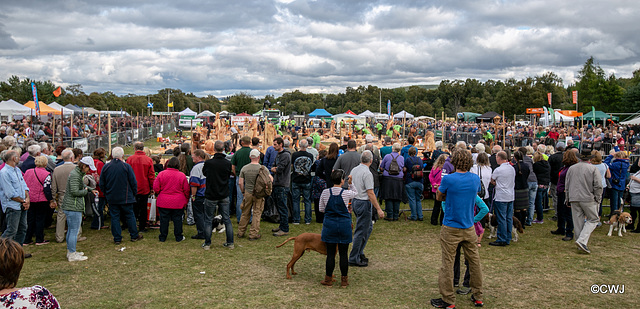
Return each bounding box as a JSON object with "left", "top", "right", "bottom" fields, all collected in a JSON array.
[{"left": 57, "top": 123, "right": 176, "bottom": 154}]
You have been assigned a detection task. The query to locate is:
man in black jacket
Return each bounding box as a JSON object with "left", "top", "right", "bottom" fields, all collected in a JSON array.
[
  {"left": 202, "top": 141, "right": 234, "bottom": 250},
  {"left": 100, "top": 147, "right": 143, "bottom": 245},
  {"left": 548, "top": 142, "right": 565, "bottom": 223},
  {"left": 271, "top": 137, "right": 291, "bottom": 236}
]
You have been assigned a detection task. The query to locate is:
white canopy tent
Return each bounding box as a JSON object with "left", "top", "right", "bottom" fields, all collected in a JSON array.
[
  {"left": 358, "top": 110, "right": 375, "bottom": 118},
  {"left": 415, "top": 116, "right": 436, "bottom": 121},
  {"left": 197, "top": 110, "right": 215, "bottom": 118},
  {"left": 48, "top": 102, "right": 74, "bottom": 116},
  {"left": 333, "top": 113, "right": 366, "bottom": 126},
  {"left": 178, "top": 108, "right": 197, "bottom": 116},
  {"left": 394, "top": 110, "right": 414, "bottom": 119},
  {"left": 0, "top": 99, "right": 33, "bottom": 118},
  {"left": 621, "top": 116, "right": 640, "bottom": 125},
  {"left": 540, "top": 111, "right": 574, "bottom": 126}
]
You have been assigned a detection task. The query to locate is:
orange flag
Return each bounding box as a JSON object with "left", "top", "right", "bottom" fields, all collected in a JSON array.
[{"left": 53, "top": 86, "right": 62, "bottom": 97}]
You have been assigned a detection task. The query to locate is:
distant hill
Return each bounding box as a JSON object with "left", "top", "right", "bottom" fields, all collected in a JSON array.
[{"left": 395, "top": 85, "right": 439, "bottom": 91}]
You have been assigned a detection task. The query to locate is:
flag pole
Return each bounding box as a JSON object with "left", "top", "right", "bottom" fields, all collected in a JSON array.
[{"left": 502, "top": 111, "right": 505, "bottom": 149}]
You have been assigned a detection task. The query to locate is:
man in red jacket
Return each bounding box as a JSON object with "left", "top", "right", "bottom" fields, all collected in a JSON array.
[{"left": 126, "top": 142, "right": 155, "bottom": 232}]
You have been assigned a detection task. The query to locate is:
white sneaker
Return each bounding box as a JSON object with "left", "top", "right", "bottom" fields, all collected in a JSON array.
[
  {"left": 67, "top": 251, "right": 84, "bottom": 259},
  {"left": 68, "top": 252, "right": 88, "bottom": 262}
]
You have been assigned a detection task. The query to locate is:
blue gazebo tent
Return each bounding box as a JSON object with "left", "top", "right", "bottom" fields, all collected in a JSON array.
[{"left": 308, "top": 109, "right": 332, "bottom": 118}]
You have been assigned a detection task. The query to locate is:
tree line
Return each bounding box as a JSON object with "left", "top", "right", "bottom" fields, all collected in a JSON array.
[{"left": 1, "top": 57, "right": 639, "bottom": 119}]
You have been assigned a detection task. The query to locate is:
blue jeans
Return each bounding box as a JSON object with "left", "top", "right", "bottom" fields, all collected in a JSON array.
[
  {"left": 493, "top": 201, "right": 513, "bottom": 244},
  {"left": 192, "top": 196, "right": 206, "bottom": 237},
  {"left": 385, "top": 199, "right": 400, "bottom": 220},
  {"left": 610, "top": 189, "right": 623, "bottom": 214},
  {"left": 273, "top": 186, "right": 289, "bottom": 232},
  {"left": 534, "top": 187, "right": 547, "bottom": 221},
  {"left": 65, "top": 210, "right": 82, "bottom": 253},
  {"left": 405, "top": 181, "right": 424, "bottom": 220},
  {"left": 235, "top": 177, "right": 243, "bottom": 223},
  {"left": 91, "top": 197, "right": 107, "bottom": 229},
  {"left": 1, "top": 208, "right": 27, "bottom": 244},
  {"left": 526, "top": 182, "right": 537, "bottom": 225},
  {"left": 291, "top": 182, "right": 312, "bottom": 224},
  {"left": 203, "top": 198, "right": 233, "bottom": 246},
  {"left": 109, "top": 203, "right": 139, "bottom": 242},
  {"left": 348, "top": 199, "right": 372, "bottom": 264}
]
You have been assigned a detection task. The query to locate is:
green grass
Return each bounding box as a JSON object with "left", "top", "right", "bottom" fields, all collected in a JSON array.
[{"left": 20, "top": 201, "right": 640, "bottom": 308}]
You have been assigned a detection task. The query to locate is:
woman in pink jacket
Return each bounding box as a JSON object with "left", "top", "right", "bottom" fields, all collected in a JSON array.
[
  {"left": 23, "top": 156, "right": 52, "bottom": 245},
  {"left": 429, "top": 153, "right": 448, "bottom": 226},
  {"left": 153, "top": 157, "right": 190, "bottom": 242}
]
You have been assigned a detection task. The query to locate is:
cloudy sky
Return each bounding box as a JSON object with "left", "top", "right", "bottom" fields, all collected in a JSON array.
[{"left": 0, "top": 0, "right": 638, "bottom": 97}]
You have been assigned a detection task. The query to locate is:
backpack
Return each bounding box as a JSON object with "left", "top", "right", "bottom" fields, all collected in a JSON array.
[
  {"left": 388, "top": 154, "right": 400, "bottom": 176},
  {"left": 410, "top": 157, "right": 423, "bottom": 180},
  {"left": 253, "top": 166, "right": 273, "bottom": 199}
]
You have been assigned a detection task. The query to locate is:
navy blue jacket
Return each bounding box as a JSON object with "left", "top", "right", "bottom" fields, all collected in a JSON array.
[{"left": 100, "top": 158, "right": 137, "bottom": 205}]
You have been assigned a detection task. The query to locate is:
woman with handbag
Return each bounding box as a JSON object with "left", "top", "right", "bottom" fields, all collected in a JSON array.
[
  {"left": 429, "top": 154, "right": 448, "bottom": 225},
  {"left": 471, "top": 152, "right": 492, "bottom": 207},
  {"left": 532, "top": 152, "right": 550, "bottom": 223},
  {"left": 23, "top": 156, "right": 52, "bottom": 245}
]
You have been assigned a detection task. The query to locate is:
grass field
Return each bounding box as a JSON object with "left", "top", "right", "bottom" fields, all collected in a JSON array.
[{"left": 18, "top": 200, "right": 640, "bottom": 309}]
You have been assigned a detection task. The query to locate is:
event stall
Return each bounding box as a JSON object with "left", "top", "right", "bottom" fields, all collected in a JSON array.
[
  {"left": 308, "top": 108, "right": 332, "bottom": 118},
  {"left": 0, "top": 99, "right": 33, "bottom": 120},
  {"left": 48, "top": 102, "right": 75, "bottom": 116},
  {"left": 24, "top": 101, "right": 62, "bottom": 115},
  {"left": 332, "top": 113, "right": 366, "bottom": 126}
]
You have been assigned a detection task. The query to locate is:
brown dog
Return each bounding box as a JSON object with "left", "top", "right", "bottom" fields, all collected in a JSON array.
[
  {"left": 276, "top": 233, "right": 336, "bottom": 279},
  {"left": 607, "top": 210, "right": 633, "bottom": 237},
  {"left": 487, "top": 213, "right": 525, "bottom": 242}
]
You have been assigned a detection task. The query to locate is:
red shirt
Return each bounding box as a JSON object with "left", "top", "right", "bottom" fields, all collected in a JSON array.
[
  {"left": 547, "top": 131, "right": 559, "bottom": 140},
  {"left": 126, "top": 151, "right": 156, "bottom": 195}
]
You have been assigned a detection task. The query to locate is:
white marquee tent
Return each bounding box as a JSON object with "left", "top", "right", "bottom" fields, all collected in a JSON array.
[
  {"left": 48, "top": 102, "right": 74, "bottom": 116},
  {"left": 0, "top": 99, "right": 33, "bottom": 118}
]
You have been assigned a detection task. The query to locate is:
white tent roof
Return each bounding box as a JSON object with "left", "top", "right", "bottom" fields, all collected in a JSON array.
[
  {"left": 415, "top": 116, "right": 436, "bottom": 121},
  {"left": 332, "top": 113, "right": 364, "bottom": 119},
  {"left": 358, "top": 110, "right": 375, "bottom": 117},
  {"left": 197, "top": 110, "right": 215, "bottom": 118},
  {"left": 48, "top": 102, "right": 74, "bottom": 115},
  {"left": 621, "top": 116, "right": 640, "bottom": 125},
  {"left": 0, "top": 99, "right": 33, "bottom": 116},
  {"left": 394, "top": 110, "right": 414, "bottom": 119},
  {"left": 178, "top": 108, "right": 197, "bottom": 116}
]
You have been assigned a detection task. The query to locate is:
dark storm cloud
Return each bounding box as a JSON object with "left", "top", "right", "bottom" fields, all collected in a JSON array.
[{"left": 0, "top": 0, "right": 638, "bottom": 97}]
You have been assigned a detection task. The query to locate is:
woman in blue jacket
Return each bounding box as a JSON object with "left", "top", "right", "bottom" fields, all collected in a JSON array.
[{"left": 608, "top": 151, "right": 630, "bottom": 214}]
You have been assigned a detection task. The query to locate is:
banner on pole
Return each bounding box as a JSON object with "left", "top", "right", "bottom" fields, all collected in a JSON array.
[
  {"left": 147, "top": 102, "right": 154, "bottom": 108},
  {"left": 31, "top": 82, "right": 40, "bottom": 116},
  {"left": 547, "top": 93, "right": 552, "bottom": 106},
  {"left": 53, "top": 86, "right": 62, "bottom": 97},
  {"left": 387, "top": 100, "right": 391, "bottom": 116},
  {"left": 572, "top": 91, "right": 578, "bottom": 105}
]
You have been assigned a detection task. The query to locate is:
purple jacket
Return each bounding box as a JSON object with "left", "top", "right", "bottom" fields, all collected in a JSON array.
[{"left": 380, "top": 152, "right": 405, "bottom": 178}]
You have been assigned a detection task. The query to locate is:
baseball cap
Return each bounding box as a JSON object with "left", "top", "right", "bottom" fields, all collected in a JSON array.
[
  {"left": 250, "top": 149, "right": 261, "bottom": 158},
  {"left": 80, "top": 156, "right": 97, "bottom": 171}
]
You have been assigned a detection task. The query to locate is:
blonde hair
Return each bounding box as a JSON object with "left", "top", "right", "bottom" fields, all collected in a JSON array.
[
  {"left": 433, "top": 153, "right": 449, "bottom": 169},
  {"left": 533, "top": 152, "right": 544, "bottom": 163},
  {"left": 34, "top": 155, "right": 48, "bottom": 168}
]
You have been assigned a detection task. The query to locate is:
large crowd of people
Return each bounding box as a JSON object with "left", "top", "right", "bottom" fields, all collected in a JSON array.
[{"left": 1, "top": 115, "right": 639, "bottom": 308}]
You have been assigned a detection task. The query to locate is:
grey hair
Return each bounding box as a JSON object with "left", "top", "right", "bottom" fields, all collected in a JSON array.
[
  {"left": 27, "top": 144, "right": 41, "bottom": 156},
  {"left": 284, "top": 139, "right": 290, "bottom": 147},
  {"left": 435, "top": 141, "right": 443, "bottom": 149},
  {"left": 537, "top": 144, "right": 546, "bottom": 153},
  {"left": 38, "top": 142, "right": 49, "bottom": 153},
  {"left": 392, "top": 143, "right": 401, "bottom": 152},
  {"left": 361, "top": 150, "right": 373, "bottom": 164},
  {"left": 455, "top": 141, "right": 467, "bottom": 149},
  {"left": 112, "top": 147, "right": 125, "bottom": 159},
  {"left": 61, "top": 148, "right": 74, "bottom": 161},
  {"left": 298, "top": 139, "right": 308, "bottom": 149},
  {"left": 3, "top": 150, "right": 18, "bottom": 162},
  {"left": 365, "top": 134, "right": 373, "bottom": 143},
  {"left": 3, "top": 136, "right": 15, "bottom": 147},
  {"left": 214, "top": 140, "right": 224, "bottom": 153}
]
